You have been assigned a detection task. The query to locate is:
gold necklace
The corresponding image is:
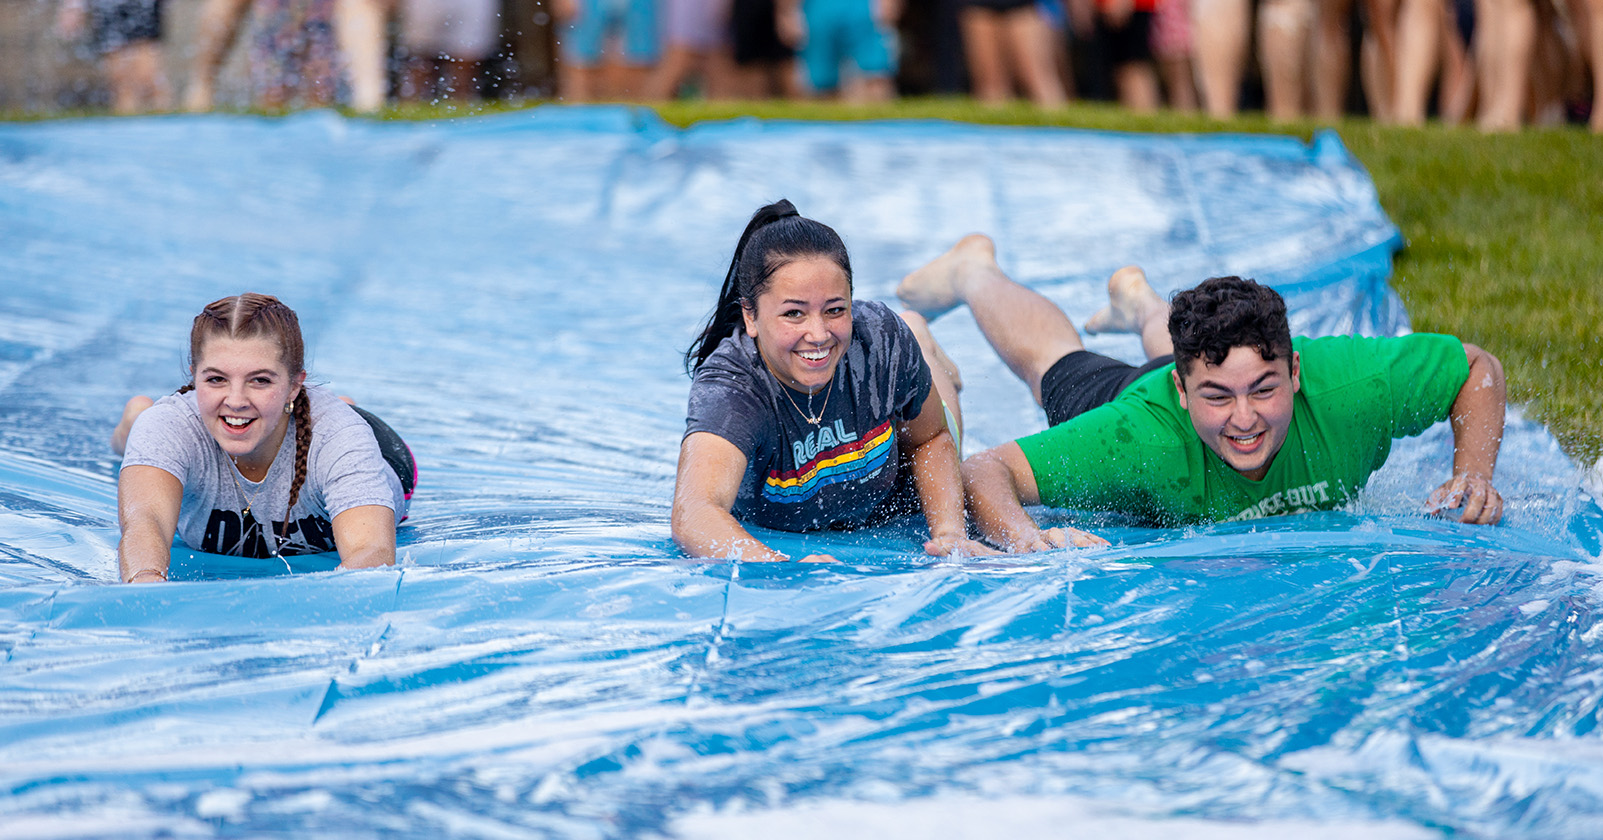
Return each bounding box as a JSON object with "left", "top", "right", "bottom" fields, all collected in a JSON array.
[
  {"left": 229, "top": 458, "right": 284, "bottom": 558},
  {"left": 779, "top": 375, "right": 834, "bottom": 426}
]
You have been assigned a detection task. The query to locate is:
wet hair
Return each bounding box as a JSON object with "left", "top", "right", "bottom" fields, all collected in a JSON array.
[
  {"left": 1168, "top": 276, "right": 1293, "bottom": 381},
  {"left": 177, "top": 293, "right": 313, "bottom": 526},
  {"left": 684, "top": 200, "right": 853, "bottom": 375}
]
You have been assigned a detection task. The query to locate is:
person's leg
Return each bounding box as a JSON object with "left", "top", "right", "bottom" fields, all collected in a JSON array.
[
  {"left": 557, "top": 0, "right": 602, "bottom": 101},
  {"left": 1588, "top": 0, "right": 1603, "bottom": 132},
  {"left": 1083, "top": 266, "right": 1174, "bottom": 360},
  {"left": 702, "top": 47, "right": 738, "bottom": 98},
  {"left": 1392, "top": 0, "right": 1442, "bottom": 124},
  {"left": 897, "top": 234, "right": 1085, "bottom": 406},
  {"left": 1525, "top": 2, "right": 1565, "bottom": 126},
  {"left": 1153, "top": 0, "right": 1199, "bottom": 109},
  {"left": 1158, "top": 53, "right": 1199, "bottom": 108},
  {"left": 646, "top": 44, "right": 696, "bottom": 98},
  {"left": 1003, "top": 6, "right": 1069, "bottom": 106},
  {"left": 1259, "top": 0, "right": 1315, "bottom": 121},
  {"left": 184, "top": 0, "right": 253, "bottom": 110},
  {"left": 1359, "top": 0, "right": 1399, "bottom": 120},
  {"left": 1476, "top": 0, "right": 1535, "bottom": 131},
  {"left": 776, "top": 57, "right": 805, "bottom": 96},
  {"left": 334, "top": 0, "right": 391, "bottom": 111},
  {"left": 1114, "top": 61, "right": 1163, "bottom": 110},
  {"left": 1311, "top": 0, "right": 1352, "bottom": 119},
  {"left": 1103, "top": 11, "right": 1162, "bottom": 111},
  {"left": 962, "top": 7, "right": 1013, "bottom": 102},
  {"left": 1439, "top": 0, "right": 1476, "bottom": 122},
  {"left": 104, "top": 47, "right": 142, "bottom": 114},
  {"left": 1191, "top": 0, "right": 1250, "bottom": 118},
  {"left": 1112, "top": 58, "right": 1161, "bottom": 111},
  {"left": 848, "top": 74, "right": 897, "bottom": 101},
  {"left": 898, "top": 311, "right": 966, "bottom": 441},
  {"left": 111, "top": 396, "right": 155, "bottom": 455},
  {"left": 125, "top": 40, "right": 173, "bottom": 110},
  {"left": 564, "top": 62, "right": 598, "bottom": 101}
]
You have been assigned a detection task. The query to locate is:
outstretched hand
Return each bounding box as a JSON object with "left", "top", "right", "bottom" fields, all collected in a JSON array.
[
  {"left": 923, "top": 535, "right": 1003, "bottom": 558},
  {"left": 796, "top": 554, "right": 839, "bottom": 564},
  {"left": 1426, "top": 473, "right": 1503, "bottom": 525},
  {"left": 1006, "top": 525, "right": 1109, "bottom": 553}
]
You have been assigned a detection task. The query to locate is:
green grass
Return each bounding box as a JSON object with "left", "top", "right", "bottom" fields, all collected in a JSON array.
[{"left": 10, "top": 98, "right": 1601, "bottom": 464}]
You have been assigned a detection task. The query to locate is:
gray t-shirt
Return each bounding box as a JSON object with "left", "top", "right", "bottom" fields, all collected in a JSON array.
[
  {"left": 120, "top": 385, "right": 407, "bottom": 557},
  {"left": 685, "top": 300, "right": 933, "bottom": 532}
]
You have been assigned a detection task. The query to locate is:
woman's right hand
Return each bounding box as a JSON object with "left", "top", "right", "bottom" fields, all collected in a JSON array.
[
  {"left": 118, "top": 465, "right": 184, "bottom": 583},
  {"left": 674, "top": 432, "right": 804, "bottom": 563}
]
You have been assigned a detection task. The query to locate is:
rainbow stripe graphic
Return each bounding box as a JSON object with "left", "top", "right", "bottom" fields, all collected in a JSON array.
[{"left": 763, "top": 421, "right": 895, "bottom": 505}]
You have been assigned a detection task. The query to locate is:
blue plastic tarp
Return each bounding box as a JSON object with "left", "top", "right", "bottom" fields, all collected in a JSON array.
[{"left": 1, "top": 108, "right": 1600, "bottom": 838}]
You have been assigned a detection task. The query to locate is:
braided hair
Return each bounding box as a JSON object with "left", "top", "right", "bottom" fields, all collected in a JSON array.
[
  {"left": 684, "top": 200, "right": 853, "bottom": 375},
  {"left": 180, "top": 293, "right": 313, "bottom": 526}
]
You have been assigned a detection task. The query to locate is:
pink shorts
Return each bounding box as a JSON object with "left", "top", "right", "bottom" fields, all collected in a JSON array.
[{"left": 1150, "top": 0, "right": 1191, "bottom": 59}]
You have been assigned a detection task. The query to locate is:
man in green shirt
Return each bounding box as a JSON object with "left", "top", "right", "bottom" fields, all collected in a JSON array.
[{"left": 897, "top": 235, "right": 1507, "bottom": 551}]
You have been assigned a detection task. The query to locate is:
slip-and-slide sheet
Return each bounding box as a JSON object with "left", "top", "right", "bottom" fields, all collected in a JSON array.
[{"left": 1, "top": 108, "right": 1600, "bottom": 838}]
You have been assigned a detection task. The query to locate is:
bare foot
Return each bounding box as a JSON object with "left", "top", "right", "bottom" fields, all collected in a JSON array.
[
  {"left": 896, "top": 234, "right": 998, "bottom": 320},
  {"left": 898, "top": 310, "right": 963, "bottom": 392},
  {"left": 1084, "top": 266, "right": 1167, "bottom": 335},
  {"left": 111, "top": 396, "right": 155, "bottom": 455}
]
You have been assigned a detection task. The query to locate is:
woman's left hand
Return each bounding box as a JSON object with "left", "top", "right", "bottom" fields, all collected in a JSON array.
[{"left": 923, "top": 535, "right": 1002, "bottom": 558}]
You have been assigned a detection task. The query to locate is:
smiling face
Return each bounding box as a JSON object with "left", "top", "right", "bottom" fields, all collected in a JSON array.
[
  {"left": 1173, "top": 346, "right": 1300, "bottom": 481},
  {"left": 741, "top": 256, "right": 853, "bottom": 394},
  {"left": 192, "top": 334, "right": 306, "bottom": 473}
]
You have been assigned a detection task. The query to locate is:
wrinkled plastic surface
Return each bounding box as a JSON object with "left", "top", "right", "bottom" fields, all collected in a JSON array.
[{"left": 1, "top": 108, "right": 1600, "bottom": 838}]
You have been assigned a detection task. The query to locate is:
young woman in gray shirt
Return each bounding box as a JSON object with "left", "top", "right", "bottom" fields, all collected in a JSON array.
[{"left": 113, "top": 293, "right": 414, "bottom": 582}]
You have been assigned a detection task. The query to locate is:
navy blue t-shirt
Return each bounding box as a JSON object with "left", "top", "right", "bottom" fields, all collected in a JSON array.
[{"left": 685, "top": 301, "right": 933, "bottom": 531}]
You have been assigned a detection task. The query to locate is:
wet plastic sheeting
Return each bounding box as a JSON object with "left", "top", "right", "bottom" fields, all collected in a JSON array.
[{"left": 1, "top": 108, "right": 1600, "bottom": 837}]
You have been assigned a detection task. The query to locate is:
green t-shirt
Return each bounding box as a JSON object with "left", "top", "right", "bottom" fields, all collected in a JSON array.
[{"left": 1015, "top": 334, "right": 1469, "bottom": 525}]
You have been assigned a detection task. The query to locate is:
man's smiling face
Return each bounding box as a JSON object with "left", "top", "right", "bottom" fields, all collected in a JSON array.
[{"left": 1173, "top": 346, "right": 1301, "bottom": 481}]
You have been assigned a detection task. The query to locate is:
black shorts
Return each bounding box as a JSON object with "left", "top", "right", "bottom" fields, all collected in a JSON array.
[
  {"left": 89, "top": 0, "right": 163, "bottom": 54},
  {"left": 730, "top": 0, "right": 794, "bottom": 65},
  {"left": 1100, "top": 10, "right": 1154, "bottom": 67},
  {"left": 351, "top": 406, "right": 417, "bottom": 502},
  {"left": 1041, "top": 350, "right": 1174, "bottom": 427}
]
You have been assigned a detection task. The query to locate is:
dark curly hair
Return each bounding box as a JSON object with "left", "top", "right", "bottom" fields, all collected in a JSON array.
[{"left": 1168, "top": 276, "right": 1292, "bottom": 381}]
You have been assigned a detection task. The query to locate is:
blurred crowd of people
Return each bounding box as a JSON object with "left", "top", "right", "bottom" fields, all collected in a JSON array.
[{"left": 51, "top": 0, "right": 1603, "bottom": 131}]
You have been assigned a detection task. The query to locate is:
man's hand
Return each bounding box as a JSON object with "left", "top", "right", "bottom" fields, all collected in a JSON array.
[
  {"left": 1011, "top": 525, "right": 1109, "bottom": 553},
  {"left": 1440, "top": 342, "right": 1505, "bottom": 525},
  {"left": 1426, "top": 473, "right": 1503, "bottom": 525}
]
